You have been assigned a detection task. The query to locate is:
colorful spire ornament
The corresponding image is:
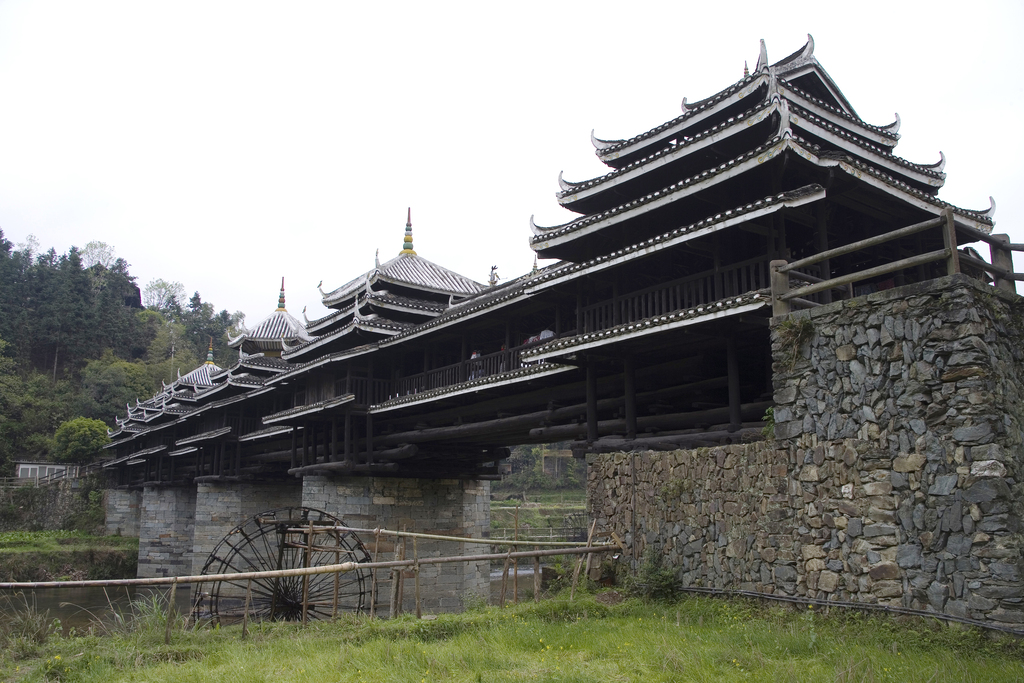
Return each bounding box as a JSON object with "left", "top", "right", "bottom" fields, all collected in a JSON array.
[
  {"left": 205, "top": 336, "right": 215, "bottom": 365},
  {"left": 401, "top": 207, "right": 416, "bottom": 254},
  {"left": 277, "top": 277, "right": 286, "bottom": 311}
]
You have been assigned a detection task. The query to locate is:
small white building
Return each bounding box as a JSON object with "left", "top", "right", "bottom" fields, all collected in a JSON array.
[{"left": 14, "top": 461, "right": 74, "bottom": 482}]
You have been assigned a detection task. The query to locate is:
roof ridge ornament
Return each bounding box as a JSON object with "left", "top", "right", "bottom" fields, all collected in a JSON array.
[
  {"left": 400, "top": 207, "right": 416, "bottom": 254},
  {"left": 985, "top": 196, "right": 997, "bottom": 219},
  {"left": 743, "top": 61, "right": 749, "bottom": 78},
  {"left": 926, "top": 151, "right": 946, "bottom": 172},
  {"left": 680, "top": 97, "right": 689, "bottom": 113},
  {"left": 302, "top": 306, "right": 309, "bottom": 324},
  {"left": 317, "top": 279, "right": 325, "bottom": 296},
  {"left": 755, "top": 39, "right": 768, "bottom": 72},
  {"left": 205, "top": 336, "right": 215, "bottom": 365},
  {"left": 277, "top": 277, "right": 286, "bottom": 311},
  {"left": 375, "top": 249, "right": 380, "bottom": 268},
  {"left": 557, "top": 171, "right": 571, "bottom": 192},
  {"left": 801, "top": 34, "right": 815, "bottom": 60},
  {"left": 882, "top": 113, "right": 902, "bottom": 135},
  {"left": 590, "top": 129, "right": 618, "bottom": 150}
]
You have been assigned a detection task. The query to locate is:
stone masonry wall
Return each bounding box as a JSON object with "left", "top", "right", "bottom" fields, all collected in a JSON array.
[
  {"left": 191, "top": 480, "right": 302, "bottom": 576},
  {"left": 137, "top": 485, "right": 196, "bottom": 578},
  {"left": 303, "top": 476, "right": 490, "bottom": 613},
  {"left": 105, "top": 489, "right": 141, "bottom": 537},
  {"left": 589, "top": 275, "right": 1024, "bottom": 627}
]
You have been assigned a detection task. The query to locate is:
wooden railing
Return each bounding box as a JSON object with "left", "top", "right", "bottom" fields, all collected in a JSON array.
[
  {"left": 770, "top": 210, "right": 1022, "bottom": 316},
  {"left": 581, "top": 256, "right": 772, "bottom": 333},
  {"left": 394, "top": 344, "right": 530, "bottom": 398}
]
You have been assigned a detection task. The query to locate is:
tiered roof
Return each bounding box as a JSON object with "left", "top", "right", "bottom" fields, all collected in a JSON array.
[
  {"left": 227, "top": 278, "right": 311, "bottom": 356},
  {"left": 283, "top": 211, "right": 484, "bottom": 360},
  {"left": 535, "top": 35, "right": 993, "bottom": 261}
]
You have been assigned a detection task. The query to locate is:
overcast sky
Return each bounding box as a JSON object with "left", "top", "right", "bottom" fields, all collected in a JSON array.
[{"left": 0, "top": 1, "right": 1020, "bottom": 327}]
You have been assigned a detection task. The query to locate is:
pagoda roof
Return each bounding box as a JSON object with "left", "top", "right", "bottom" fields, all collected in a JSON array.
[
  {"left": 533, "top": 134, "right": 992, "bottom": 256},
  {"left": 592, "top": 36, "right": 901, "bottom": 169},
  {"left": 320, "top": 252, "right": 484, "bottom": 307},
  {"left": 228, "top": 306, "right": 312, "bottom": 353},
  {"left": 281, "top": 313, "right": 413, "bottom": 360},
  {"left": 176, "top": 362, "right": 224, "bottom": 387}
]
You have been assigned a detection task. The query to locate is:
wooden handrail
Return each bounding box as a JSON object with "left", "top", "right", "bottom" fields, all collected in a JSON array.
[{"left": 780, "top": 249, "right": 951, "bottom": 302}]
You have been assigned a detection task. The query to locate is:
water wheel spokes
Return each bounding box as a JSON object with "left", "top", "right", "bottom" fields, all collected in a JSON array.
[{"left": 194, "top": 507, "right": 371, "bottom": 624}]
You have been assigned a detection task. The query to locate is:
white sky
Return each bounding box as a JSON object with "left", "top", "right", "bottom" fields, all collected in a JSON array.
[{"left": 0, "top": 1, "right": 1021, "bottom": 326}]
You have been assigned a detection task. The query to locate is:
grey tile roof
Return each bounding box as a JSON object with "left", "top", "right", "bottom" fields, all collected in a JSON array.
[{"left": 321, "top": 253, "right": 483, "bottom": 306}]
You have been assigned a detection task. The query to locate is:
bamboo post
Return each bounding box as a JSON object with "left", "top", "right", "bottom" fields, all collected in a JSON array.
[
  {"left": 570, "top": 520, "right": 597, "bottom": 601},
  {"left": 241, "top": 579, "right": 252, "bottom": 639},
  {"left": 164, "top": 578, "right": 177, "bottom": 645},
  {"left": 413, "top": 537, "right": 422, "bottom": 619},
  {"left": 396, "top": 535, "right": 406, "bottom": 613},
  {"left": 332, "top": 530, "right": 340, "bottom": 619},
  {"left": 388, "top": 533, "right": 401, "bottom": 618},
  {"left": 301, "top": 520, "right": 312, "bottom": 626},
  {"left": 499, "top": 549, "right": 512, "bottom": 608},
  {"left": 533, "top": 546, "right": 541, "bottom": 603},
  {"left": 370, "top": 530, "right": 380, "bottom": 619},
  {"left": 513, "top": 505, "right": 519, "bottom": 605}
]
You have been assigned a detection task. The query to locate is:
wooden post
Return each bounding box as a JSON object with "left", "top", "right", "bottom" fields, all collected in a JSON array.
[
  {"left": 586, "top": 361, "right": 598, "bottom": 443},
  {"left": 370, "top": 530, "right": 379, "bottom": 618},
  {"left": 533, "top": 547, "right": 541, "bottom": 603},
  {"left": 301, "top": 420, "right": 309, "bottom": 468},
  {"left": 990, "top": 233, "right": 1016, "bottom": 294},
  {"left": 330, "top": 418, "right": 338, "bottom": 462},
  {"left": 942, "top": 209, "right": 960, "bottom": 276},
  {"left": 624, "top": 356, "right": 636, "bottom": 439},
  {"left": 388, "top": 531, "right": 403, "bottom": 618},
  {"left": 241, "top": 579, "right": 252, "bottom": 639},
  {"left": 164, "top": 578, "right": 177, "bottom": 645},
  {"left": 513, "top": 506, "right": 519, "bottom": 605},
  {"left": 570, "top": 520, "right": 597, "bottom": 601},
  {"left": 332, "top": 530, "right": 340, "bottom": 618},
  {"left": 770, "top": 260, "right": 790, "bottom": 316},
  {"left": 301, "top": 520, "right": 312, "bottom": 626},
  {"left": 290, "top": 429, "right": 297, "bottom": 470},
  {"left": 343, "top": 411, "right": 351, "bottom": 460},
  {"left": 726, "top": 336, "right": 741, "bottom": 433},
  {"left": 413, "top": 537, "right": 422, "bottom": 619},
  {"left": 499, "top": 550, "right": 511, "bottom": 608},
  {"left": 366, "top": 413, "right": 374, "bottom": 464}
]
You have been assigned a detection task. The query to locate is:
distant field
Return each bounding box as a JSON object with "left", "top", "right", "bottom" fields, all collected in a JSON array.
[{"left": 0, "top": 530, "right": 138, "bottom": 582}]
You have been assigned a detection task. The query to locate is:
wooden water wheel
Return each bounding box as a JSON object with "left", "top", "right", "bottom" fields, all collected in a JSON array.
[{"left": 194, "top": 507, "right": 372, "bottom": 624}]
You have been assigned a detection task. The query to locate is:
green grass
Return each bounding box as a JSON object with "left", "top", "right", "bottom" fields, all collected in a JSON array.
[
  {"left": 0, "top": 531, "right": 138, "bottom": 582},
  {"left": 2, "top": 593, "right": 1021, "bottom": 682}
]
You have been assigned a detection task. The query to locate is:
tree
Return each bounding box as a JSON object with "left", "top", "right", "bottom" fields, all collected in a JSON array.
[
  {"left": 51, "top": 417, "right": 109, "bottom": 465},
  {"left": 80, "top": 241, "right": 117, "bottom": 269},
  {"left": 143, "top": 278, "right": 185, "bottom": 314},
  {"left": 79, "top": 351, "right": 155, "bottom": 424}
]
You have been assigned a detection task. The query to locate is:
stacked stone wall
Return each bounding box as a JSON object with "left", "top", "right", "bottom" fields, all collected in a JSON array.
[
  {"left": 105, "top": 489, "right": 141, "bottom": 537},
  {"left": 137, "top": 485, "right": 196, "bottom": 578},
  {"left": 588, "top": 275, "right": 1024, "bottom": 627},
  {"left": 190, "top": 480, "right": 302, "bottom": 576},
  {"left": 303, "top": 476, "right": 490, "bottom": 613}
]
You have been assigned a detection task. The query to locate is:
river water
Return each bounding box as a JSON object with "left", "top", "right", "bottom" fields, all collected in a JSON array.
[{"left": 0, "top": 585, "right": 194, "bottom": 635}]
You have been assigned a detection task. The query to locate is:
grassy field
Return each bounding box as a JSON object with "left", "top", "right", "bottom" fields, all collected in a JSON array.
[
  {"left": 0, "top": 530, "right": 138, "bottom": 582},
  {"left": 1, "top": 591, "right": 1020, "bottom": 682}
]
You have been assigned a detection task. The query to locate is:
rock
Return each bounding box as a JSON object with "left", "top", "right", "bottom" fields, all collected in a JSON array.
[
  {"left": 818, "top": 570, "right": 840, "bottom": 592},
  {"left": 802, "top": 545, "right": 827, "bottom": 561},
  {"left": 869, "top": 562, "right": 900, "bottom": 580},
  {"left": 893, "top": 453, "right": 926, "bottom": 472},
  {"left": 970, "top": 460, "right": 1006, "bottom": 478},
  {"left": 863, "top": 524, "right": 897, "bottom": 538},
  {"left": 927, "top": 581, "right": 949, "bottom": 611},
  {"left": 836, "top": 345, "right": 857, "bottom": 361},
  {"left": 805, "top": 558, "right": 826, "bottom": 572},
  {"left": 963, "top": 479, "right": 1010, "bottom": 503},
  {"left": 928, "top": 474, "right": 959, "bottom": 496},
  {"left": 873, "top": 580, "right": 903, "bottom": 598},
  {"left": 952, "top": 423, "right": 992, "bottom": 443},
  {"left": 862, "top": 482, "right": 893, "bottom": 496},
  {"left": 971, "top": 444, "right": 1005, "bottom": 462},
  {"left": 799, "top": 465, "right": 821, "bottom": 482},
  {"left": 896, "top": 544, "right": 922, "bottom": 568},
  {"left": 774, "top": 565, "right": 797, "bottom": 583},
  {"left": 847, "top": 519, "right": 863, "bottom": 537}
]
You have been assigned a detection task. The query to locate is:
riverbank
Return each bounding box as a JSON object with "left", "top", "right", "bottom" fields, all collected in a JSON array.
[
  {"left": 1, "top": 593, "right": 1020, "bottom": 682},
  {"left": 0, "top": 531, "right": 137, "bottom": 582}
]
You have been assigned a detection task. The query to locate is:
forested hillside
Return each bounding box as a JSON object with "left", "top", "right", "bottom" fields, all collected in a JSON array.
[{"left": 0, "top": 230, "right": 243, "bottom": 474}]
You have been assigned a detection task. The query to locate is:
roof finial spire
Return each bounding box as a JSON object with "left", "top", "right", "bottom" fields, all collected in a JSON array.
[
  {"left": 205, "top": 336, "right": 215, "bottom": 365},
  {"left": 743, "top": 60, "right": 749, "bottom": 78},
  {"left": 400, "top": 207, "right": 416, "bottom": 255},
  {"left": 277, "top": 277, "right": 286, "bottom": 311}
]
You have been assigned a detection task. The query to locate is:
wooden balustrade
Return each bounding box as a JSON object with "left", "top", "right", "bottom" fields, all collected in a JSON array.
[{"left": 769, "top": 210, "right": 1021, "bottom": 316}]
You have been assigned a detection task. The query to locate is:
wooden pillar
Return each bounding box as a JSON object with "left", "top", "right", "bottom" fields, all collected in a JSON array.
[
  {"left": 586, "top": 359, "right": 598, "bottom": 443},
  {"left": 290, "top": 428, "right": 297, "bottom": 469},
  {"left": 330, "top": 418, "right": 338, "bottom": 462},
  {"left": 235, "top": 442, "right": 241, "bottom": 476},
  {"left": 815, "top": 204, "right": 832, "bottom": 304},
  {"left": 623, "top": 355, "right": 636, "bottom": 439},
  {"left": 942, "top": 209, "right": 960, "bottom": 276},
  {"left": 343, "top": 411, "right": 351, "bottom": 460},
  {"left": 366, "top": 413, "right": 374, "bottom": 464},
  {"left": 727, "top": 336, "right": 741, "bottom": 433},
  {"left": 576, "top": 281, "right": 584, "bottom": 333},
  {"left": 991, "top": 234, "right": 1016, "bottom": 294},
  {"left": 770, "top": 260, "right": 790, "bottom": 316},
  {"left": 301, "top": 420, "right": 309, "bottom": 467}
]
